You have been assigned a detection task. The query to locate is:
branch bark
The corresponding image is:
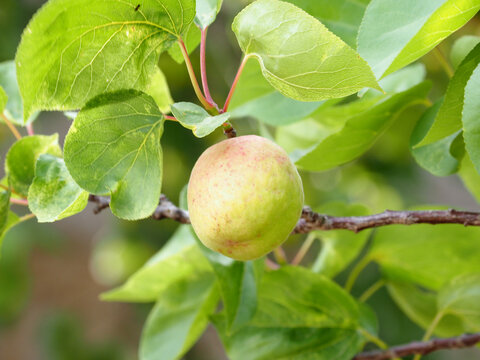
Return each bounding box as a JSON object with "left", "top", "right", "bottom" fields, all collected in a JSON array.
[
  {"left": 88, "top": 196, "right": 480, "bottom": 233},
  {"left": 353, "top": 333, "right": 480, "bottom": 360}
]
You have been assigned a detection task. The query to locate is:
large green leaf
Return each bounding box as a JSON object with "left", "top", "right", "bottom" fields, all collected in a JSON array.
[
  {"left": 312, "top": 203, "right": 371, "bottom": 278},
  {"left": 284, "top": 0, "right": 370, "bottom": 49},
  {"left": 16, "top": 0, "right": 195, "bottom": 120},
  {"left": 387, "top": 281, "right": 465, "bottom": 337},
  {"left": 232, "top": 0, "right": 380, "bottom": 102},
  {"left": 167, "top": 21, "right": 202, "bottom": 64},
  {"left": 229, "top": 61, "right": 326, "bottom": 126},
  {"left": 417, "top": 43, "right": 480, "bottom": 147},
  {"left": 140, "top": 276, "right": 219, "bottom": 360},
  {"left": 64, "top": 90, "right": 164, "bottom": 220},
  {"left": 5, "top": 134, "right": 62, "bottom": 197},
  {"left": 0, "top": 61, "right": 38, "bottom": 125},
  {"left": 144, "top": 67, "right": 174, "bottom": 114},
  {"left": 358, "top": 0, "right": 480, "bottom": 78},
  {"left": 171, "top": 102, "right": 230, "bottom": 137},
  {"left": 410, "top": 100, "right": 464, "bottom": 176},
  {"left": 437, "top": 273, "right": 480, "bottom": 331},
  {"left": 287, "top": 82, "right": 431, "bottom": 171},
  {"left": 370, "top": 221, "right": 480, "bottom": 291},
  {"left": 28, "top": 154, "right": 88, "bottom": 223},
  {"left": 214, "top": 266, "right": 376, "bottom": 360},
  {"left": 102, "top": 225, "right": 212, "bottom": 303},
  {"left": 462, "top": 63, "right": 480, "bottom": 173},
  {"left": 458, "top": 153, "right": 480, "bottom": 203}
]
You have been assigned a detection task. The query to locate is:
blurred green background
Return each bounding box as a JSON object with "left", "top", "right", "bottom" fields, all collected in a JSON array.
[{"left": 1, "top": 1, "right": 480, "bottom": 359}]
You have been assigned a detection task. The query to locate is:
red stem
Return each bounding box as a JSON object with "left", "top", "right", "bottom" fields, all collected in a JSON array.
[
  {"left": 26, "top": 123, "right": 34, "bottom": 136},
  {"left": 11, "top": 198, "right": 28, "bottom": 206},
  {"left": 223, "top": 56, "right": 250, "bottom": 113},
  {"left": 164, "top": 115, "right": 177, "bottom": 121},
  {"left": 200, "top": 28, "right": 218, "bottom": 109}
]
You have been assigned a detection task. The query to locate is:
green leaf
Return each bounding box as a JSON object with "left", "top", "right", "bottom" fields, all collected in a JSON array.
[
  {"left": 140, "top": 276, "right": 219, "bottom": 360},
  {"left": 0, "top": 86, "right": 6, "bottom": 113},
  {"left": 387, "top": 281, "right": 465, "bottom": 337},
  {"left": 462, "top": 63, "right": 480, "bottom": 173},
  {"left": 16, "top": 0, "right": 195, "bottom": 120},
  {"left": 170, "top": 102, "right": 230, "bottom": 137},
  {"left": 417, "top": 43, "right": 480, "bottom": 147},
  {"left": 0, "top": 190, "right": 11, "bottom": 235},
  {"left": 64, "top": 90, "right": 164, "bottom": 220},
  {"left": 195, "top": 0, "right": 223, "bottom": 29},
  {"left": 5, "top": 134, "right": 62, "bottom": 197},
  {"left": 312, "top": 203, "right": 371, "bottom": 278},
  {"left": 229, "top": 60, "right": 325, "bottom": 126},
  {"left": 28, "top": 154, "right": 88, "bottom": 223},
  {"left": 358, "top": 0, "right": 480, "bottom": 78},
  {"left": 0, "top": 61, "right": 38, "bottom": 125},
  {"left": 284, "top": 0, "right": 371, "bottom": 49},
  {"left": 289, "top": 82, "right": 431, "bottom": 171},
  {"left": 214, "top": 266, "right": 376, "bottom": 360},
  {"left": 101, "top": 225, "right": 212, "bottom": 303},
  {"left": 410, "top": 100, "right": 464, "bottom": 176},
  {"left": 437, "top": 273, "right": 480, "bottom": 331},
  {"left": 232, "top": 0, "right": 380, "bottom": 102},
  {"left": 450, "top": 35, "right": 480, "bottom": 69},
  {"left": 370, "top": 220, "right": 480, "bottom": 291}
]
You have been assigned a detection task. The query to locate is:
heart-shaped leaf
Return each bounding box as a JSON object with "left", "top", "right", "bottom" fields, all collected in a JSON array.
[
  {"left": 64, "top": 90, "right": 164, "bottom": 220},
  {"left": 232, "top": 0, "right": 380, "bottom": 102},
  {"left": 16, "top": 0, "right": 195, "bottom": 120}
]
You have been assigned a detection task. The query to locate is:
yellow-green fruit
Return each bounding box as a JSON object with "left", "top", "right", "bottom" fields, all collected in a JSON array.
[{"left": 188, "top": 135, "right": 304, "bottom": 261}]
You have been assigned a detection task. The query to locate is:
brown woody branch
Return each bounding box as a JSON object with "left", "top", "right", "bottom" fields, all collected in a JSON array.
[
  {"left": 353, "top": 333, "right": 480, "bottom": 360},
  {"left": 88, "top": 196, "right": 480, "bottom": 233}
]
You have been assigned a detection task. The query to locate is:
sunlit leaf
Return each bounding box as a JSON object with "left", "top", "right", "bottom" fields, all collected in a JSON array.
[
  {"left": 232, "top": 0, "right": 380, "bottom": 102},
  {"left": 64, "top": 90, "right": 164, "bottom": 220},
  {"left": 16, "top": 0, "right": 195, "bottom": 120},
  {"left": 171, "top": 102, "right": 229, "bottom": 137},
  {"left": 28, "top": 154, "right": 88, "bottom": 223},
  {"left": 417, "top": 43, "right": 480, "bottom": 147},
  {"left": 195, "top": 0, "right": 223, "bottom": 29},
  {"left": 462, "top": 63, "right": 480, "bottom": 174},
  {"left": 286, "top": 82, "right": 431, "bottom": 171},
  {"left": 140, "top": 276, "right": 219, "bottom": 360},
  {"left": 358, "top": 0, "right": 480, "bottom": 78},
  {"left": 5, "top": 134, "right": 62, "bottom": 197}
]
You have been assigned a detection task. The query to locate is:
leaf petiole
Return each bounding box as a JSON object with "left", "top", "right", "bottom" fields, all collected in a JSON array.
[
  {"left": 223, "top": 55, "right": 250, "bottom": 113},
  {"left": 200, "top": 27, "right": 218, "bottom": 109},
  {"left": 1, "top": 112, "right": 22, "bottom": 140}
]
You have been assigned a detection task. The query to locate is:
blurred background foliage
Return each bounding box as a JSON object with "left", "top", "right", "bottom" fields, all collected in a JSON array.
[{"left": 1, "top": 0, "right": 480, "bottom": 359}]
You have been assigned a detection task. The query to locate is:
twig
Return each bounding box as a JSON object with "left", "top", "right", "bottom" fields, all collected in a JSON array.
[
  {"left": 1, "top": 113, "right": 22, "bottom": 140},
  {"left": 293, "top": 207, "right": 480, "bottom": 233},
  {"left": 353, "top": 333, "right": 480, "bottom": 360},
  {"left": 88, "top": 197, "right": 480, "bottom": 234}
]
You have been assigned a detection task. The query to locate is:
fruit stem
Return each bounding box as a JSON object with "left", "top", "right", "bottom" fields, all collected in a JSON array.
[
  {"left": 222, "top": 55, "right": 250, "bottom": 113},
  {"left": 1, "top": 112, "right": 22, "bottom": 140},
  {"left": 178, "top": 37, "right": 215, "bottom": 111}
]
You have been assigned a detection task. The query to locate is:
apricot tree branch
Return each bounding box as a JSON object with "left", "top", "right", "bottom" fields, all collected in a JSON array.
[
  {"left": 353, "top": 333, "right": 480, "bottom": 360},
  {"left": 88, "top": 197, "right": 480, "bottom": 233}
]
